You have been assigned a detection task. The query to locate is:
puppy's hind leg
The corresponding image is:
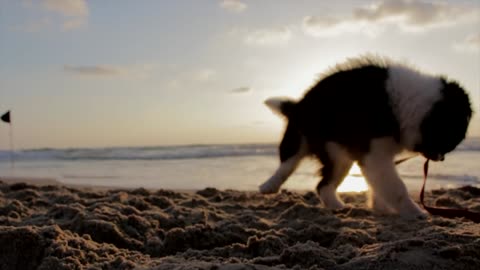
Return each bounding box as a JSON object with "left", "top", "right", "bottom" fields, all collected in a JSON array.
[
  {"left": 260, "top": 124, "right": 306, "bottom": 194},
  {"left": 316, "top": 142, "right": 353, "bottom": 209}
]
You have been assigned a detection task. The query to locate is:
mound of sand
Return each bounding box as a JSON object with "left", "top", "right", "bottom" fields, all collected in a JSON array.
[{"left": 0, "top": 180, "right": 479, "bottom": 269}]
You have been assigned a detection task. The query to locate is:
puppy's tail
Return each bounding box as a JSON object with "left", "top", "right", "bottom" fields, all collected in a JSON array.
[{"left": 265, "top": 97, "right": 296, "bottom": 119}]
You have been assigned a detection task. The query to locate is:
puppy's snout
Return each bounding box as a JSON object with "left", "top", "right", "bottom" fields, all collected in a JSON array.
[{"left": 424, "top": 153, "right": 445, "bottom": 161}]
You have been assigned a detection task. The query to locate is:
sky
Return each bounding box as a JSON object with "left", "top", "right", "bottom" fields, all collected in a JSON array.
[{"left": 0, "top": 0, "right": 479, "bottom": 149}]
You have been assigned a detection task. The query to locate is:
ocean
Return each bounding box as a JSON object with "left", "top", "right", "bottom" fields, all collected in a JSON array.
[{"left": 1, "top": 138, "right": 479, "bottom": 192}]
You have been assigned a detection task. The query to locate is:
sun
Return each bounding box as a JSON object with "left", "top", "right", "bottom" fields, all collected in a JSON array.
[{"left": 337, "top": 163, "right": 369, "bottom": 193}]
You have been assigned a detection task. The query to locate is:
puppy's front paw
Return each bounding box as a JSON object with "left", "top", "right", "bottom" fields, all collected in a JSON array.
[
  {"left": 402, "top": 212, "right": 428, "bottom": 221},
  {"left": 259, "top": 181, "right": 280, "bottom": 194},
  {"left": 398, "top": 206, "right": 428, "bottom": 220},
  {"left": 322, "top": 199, "right": 345, "bottom": 210}
]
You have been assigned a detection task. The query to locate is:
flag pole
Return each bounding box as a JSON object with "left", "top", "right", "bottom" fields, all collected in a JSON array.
[
  {"left": 9, "top": 119, "right": 14, "bottom": 169},
  {"left": 1, "top": 110, "right": 14, "bottom": 169}
]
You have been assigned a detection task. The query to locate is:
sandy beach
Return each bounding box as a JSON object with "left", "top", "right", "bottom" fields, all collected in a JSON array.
[{"left": 0, "top": 179, "right": 479, "bottom": 270}]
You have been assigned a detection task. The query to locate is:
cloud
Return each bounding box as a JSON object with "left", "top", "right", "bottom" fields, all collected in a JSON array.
[
  {"left": 230, "top": 87, "right": 252, "bottom": 94},
  {"left": 42, "top": 0, "right": 88, "bottom": 30},
  {"left": 167, "top": 68, "right": 218, "bottom": 89},
  {"left": 64, "top": 64, "right": 154, "bottom": 79},
  {"left": 15, "top": 0, "right": 88, "bottom": 31},
  {"left": 61, "top": 17, "right": 87, "bottom": 31},
  {"left": 42, "top": 0, "right": 88, "bottom": 17},
  {"left": 10, "top": 17, "right": 52, "bottom": 33},
  {"left": 302, "top": 16, "right": 377, "bottom": 37},
  {"left": 454, "top": 33, "right": 480, "bottom": 53},
  {"left": 193, "top": 69, "right": 217, "bottom": 82},
  {"left": 220, "top": 0, "right": 247, "bottom": 13},
  {"left": 353, "top": 0, "right": 476, "bottom": 30},
  {"left": 243, "top": 27, "right": 292, "bottom": 46},
  {"left": 303, "top": 0, "right": 479, "bottom": 37},
  {"left": 64, "top": 65, "right": 120, "bottom": 76}
]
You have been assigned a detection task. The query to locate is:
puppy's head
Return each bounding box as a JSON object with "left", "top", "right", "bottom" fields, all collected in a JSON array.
[{"left": 416, "top": 79, "right": 473, "bottom": 161}]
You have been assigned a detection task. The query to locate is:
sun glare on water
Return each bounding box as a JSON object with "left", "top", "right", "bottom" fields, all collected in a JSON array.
[{"left": 337, "top": 163, "right": 369, "bottom": 193}]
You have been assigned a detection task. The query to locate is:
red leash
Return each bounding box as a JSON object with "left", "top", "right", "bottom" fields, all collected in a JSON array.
[{"left": 420, "top": 159, "right": 480, "bottom": 223}]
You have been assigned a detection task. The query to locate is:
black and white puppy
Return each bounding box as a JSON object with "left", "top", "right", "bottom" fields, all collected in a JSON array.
[{"left": 260, "top": 55, "right": 473, "bottom": 219}]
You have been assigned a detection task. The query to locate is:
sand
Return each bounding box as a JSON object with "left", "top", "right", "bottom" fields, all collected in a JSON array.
[{"left": 0, "top": 180, "right": 479, "bottom": 270}]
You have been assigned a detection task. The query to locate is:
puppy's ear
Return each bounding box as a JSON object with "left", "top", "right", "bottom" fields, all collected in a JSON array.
[{"left": 265, "top": 97, "right": 296, "bottom": 118}]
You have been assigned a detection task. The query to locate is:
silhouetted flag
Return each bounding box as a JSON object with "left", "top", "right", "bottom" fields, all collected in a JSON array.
[{"left": 1, "top": 111, "right": 10, "bottom": 123}]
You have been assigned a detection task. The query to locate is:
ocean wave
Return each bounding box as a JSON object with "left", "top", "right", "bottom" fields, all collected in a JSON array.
[
  {"left": 0, "top": 144, "right": 277, "bottom": 161},
  {"left": 0, "top": 138, "right": 478, "bottom": 162},
  {"left": 455, "top": 137, "right": 480, "bottom": 151},
  {"left": 401, "top": 173, "right": 480, "bottom": 184}
]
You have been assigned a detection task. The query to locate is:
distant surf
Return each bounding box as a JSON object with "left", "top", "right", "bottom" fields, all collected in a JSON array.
[
  {"left": 1, "top": 137, "right": 478, "bottom": 162},
  {"left": 0, "top": 144, "right": 276, "bottom": 161}
]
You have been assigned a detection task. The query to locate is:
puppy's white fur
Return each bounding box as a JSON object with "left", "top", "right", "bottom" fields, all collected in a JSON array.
[
  {"left": 259, "top": 138, "right": 307, "bottom": 194},
  {"left": 386, "top": 65, "right": 443, "bottom": 150}
]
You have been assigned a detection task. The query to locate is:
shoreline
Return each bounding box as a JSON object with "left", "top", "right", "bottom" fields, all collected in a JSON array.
[{"left": 1, "top": 174, "right": 473, "bottom": 193}]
